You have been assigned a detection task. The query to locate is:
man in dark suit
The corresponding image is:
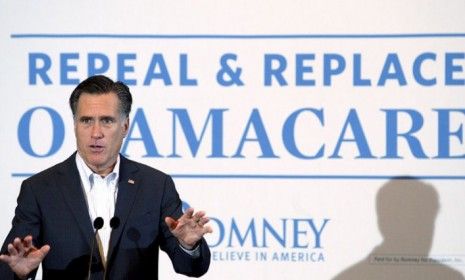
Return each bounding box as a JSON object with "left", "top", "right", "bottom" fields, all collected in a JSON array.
[{"left": 0, "top": 75, "right": 211, "bottom": 279}]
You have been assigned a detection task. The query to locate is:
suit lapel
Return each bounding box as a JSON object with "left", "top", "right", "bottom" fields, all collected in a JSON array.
[
  {"left": 56, "top": 153, "right": 94, "bottom": 248},
  {"left": 107, "top": 156, "right": 140, "bottom": 263}
]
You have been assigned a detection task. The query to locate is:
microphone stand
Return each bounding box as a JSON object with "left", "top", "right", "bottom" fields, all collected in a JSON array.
[
  {"left": 88, "top": 217, "right": 104, "bottom": 280},
  {"left": 103, "top": 217, "right": 120, "bottom": 280}
]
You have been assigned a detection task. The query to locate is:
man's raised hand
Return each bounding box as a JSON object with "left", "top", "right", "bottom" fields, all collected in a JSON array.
[
  {"left": 0, "top": 235, "right": 50, "bottom": 280},
  {"left": 165, "top": 208, "right": 212, "bottom": 250}
]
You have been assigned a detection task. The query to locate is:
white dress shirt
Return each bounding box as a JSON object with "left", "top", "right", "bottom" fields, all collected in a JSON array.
[{"left": 76, "top": 153, "right": 119, "bottom": 261}]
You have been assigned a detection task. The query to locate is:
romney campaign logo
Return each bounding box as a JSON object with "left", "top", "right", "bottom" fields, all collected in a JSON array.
[{"left": 183, "top": 202, "right": 330, "bottom": 263}]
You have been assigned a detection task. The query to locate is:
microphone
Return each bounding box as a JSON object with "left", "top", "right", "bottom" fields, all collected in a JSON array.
[
  {"left": 109, "top": 217, "right": 120, "bottom": 229},
  {"left": 88, "top": 217, "right": 104, "bottom": 280},
  {"left": 94, "top": 217, "right": 104, "bottom": 231}
]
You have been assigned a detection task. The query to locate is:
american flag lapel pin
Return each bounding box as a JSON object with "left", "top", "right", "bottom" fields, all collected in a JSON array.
[{"left": 128, "top": 179, "right": 135, "bottom": 184}]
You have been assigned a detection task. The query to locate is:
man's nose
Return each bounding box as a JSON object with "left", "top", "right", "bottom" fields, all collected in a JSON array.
[{"left": 91, "top": 123, "right": 104, "bottom": 138}]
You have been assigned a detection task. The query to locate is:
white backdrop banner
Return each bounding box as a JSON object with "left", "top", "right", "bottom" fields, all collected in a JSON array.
[{"left": 1, "top": 1, "right": 465, "bottom": 279}]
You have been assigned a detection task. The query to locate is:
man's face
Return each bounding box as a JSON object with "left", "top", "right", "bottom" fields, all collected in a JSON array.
[{"left": 74, "top": 92, "right": 129, "bottom": 176}]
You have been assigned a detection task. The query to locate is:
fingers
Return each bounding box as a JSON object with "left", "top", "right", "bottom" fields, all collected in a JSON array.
[
  {"left": 167, "top": 208, "right": 213, "bottom": 234},
  {"left": 188, "top": 209, "right": 209, "bottom": 225},
  {"left": 178, "top": 208, "right": 201, "bottom": 224},
  {"left": 192, "top": 211, "right": 206, "bottom": 223},
  {"left": 14, "top": 238, "right": 25, "bottom": 254},
  {"left": 13, "top": 235, "right": 39, "bottom": 257},
  {"left": 182, "top": 208, "right": 206, "bottom": 223},
  {"left": 197, "top": 216, "right": 209, "bottom": 227},
  {"left": 9, "top": 238, "right": 24, "bottom": 256},
  {"left": 22, "top": 235, "right": 33, "bottom": 248},
  {"left": 183, "top": 208, "right": 195, "bottom": 219},
  {"left": 188, "top": 210, "right": 213, "bottom": 235},
  {"left": 3, "top": 236, "right": 46, "bottom": 257},
  {"left": 22, "top": 236, "right": 34, "bottom": 255}
]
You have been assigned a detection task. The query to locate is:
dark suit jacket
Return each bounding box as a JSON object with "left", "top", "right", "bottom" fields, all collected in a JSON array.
[{"left": 0, "top": 153, "right": 210, "bottom": 279}]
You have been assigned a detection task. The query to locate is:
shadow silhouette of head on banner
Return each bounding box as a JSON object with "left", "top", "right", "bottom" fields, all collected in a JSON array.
[{"left": 332, "top": 177, "right": 464, "bottom": 280}]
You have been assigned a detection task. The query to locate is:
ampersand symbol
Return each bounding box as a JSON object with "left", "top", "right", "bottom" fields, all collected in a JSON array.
[{"left": 216, "top": 53, "right": 244, "bottom": 86}]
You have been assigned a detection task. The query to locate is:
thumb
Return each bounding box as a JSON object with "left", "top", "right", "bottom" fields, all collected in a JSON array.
[
  {"left": 27, "top": 245, "right": 51, "bottom": 259},
  {"left": 165, "top": 217, "right": 179, "bottom": 231},
  {"left": 39, "top": 245, "right": 51, "bottom": 256},
  {"left": 203, "top": 225, "right": 213, "bottom": 234}
]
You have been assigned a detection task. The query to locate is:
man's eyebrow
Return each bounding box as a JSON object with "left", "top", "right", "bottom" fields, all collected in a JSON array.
[
  {"left": 79, "top": 116, "right": 93, "bottom": 120},
  {"left": 100, "top": 116, "right": 116, "bottom": 120}
]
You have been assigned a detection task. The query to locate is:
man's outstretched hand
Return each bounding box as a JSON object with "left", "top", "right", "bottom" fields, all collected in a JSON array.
[
  {"left": 165, "top": 208, "right": 212, "bottom": 250},
  {"left": 0, "top": 235, "right": 50, "bottom": 280}
]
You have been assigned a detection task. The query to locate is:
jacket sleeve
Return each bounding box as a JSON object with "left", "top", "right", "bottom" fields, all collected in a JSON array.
[
  {"left": 0, "top": 180, "right": 42, "bottom": 280},
  {"left": 157, "top": 175, "right": 211, "bottom": 277}
]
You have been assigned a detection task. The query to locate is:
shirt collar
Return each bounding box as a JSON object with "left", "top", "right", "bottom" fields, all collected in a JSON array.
[{"left": 75, "top": 152, "right": 120, "bottom": 190}]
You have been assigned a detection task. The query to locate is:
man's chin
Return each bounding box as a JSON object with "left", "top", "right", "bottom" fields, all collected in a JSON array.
[{"left": 87, "top": 160, "right": 107, "bottom": 171}]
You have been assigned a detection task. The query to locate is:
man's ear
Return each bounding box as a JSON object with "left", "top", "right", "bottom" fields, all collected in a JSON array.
[{"left": 123, "top": 117, "right": 130, "bottom": 137}]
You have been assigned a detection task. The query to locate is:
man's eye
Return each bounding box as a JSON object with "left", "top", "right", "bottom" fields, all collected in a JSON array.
[
  {"left": 81, "top": 118, "right": 92, "bottom": 124},
  {"left": 102, "top": 119, "right": 114, "bottom": 125}
]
